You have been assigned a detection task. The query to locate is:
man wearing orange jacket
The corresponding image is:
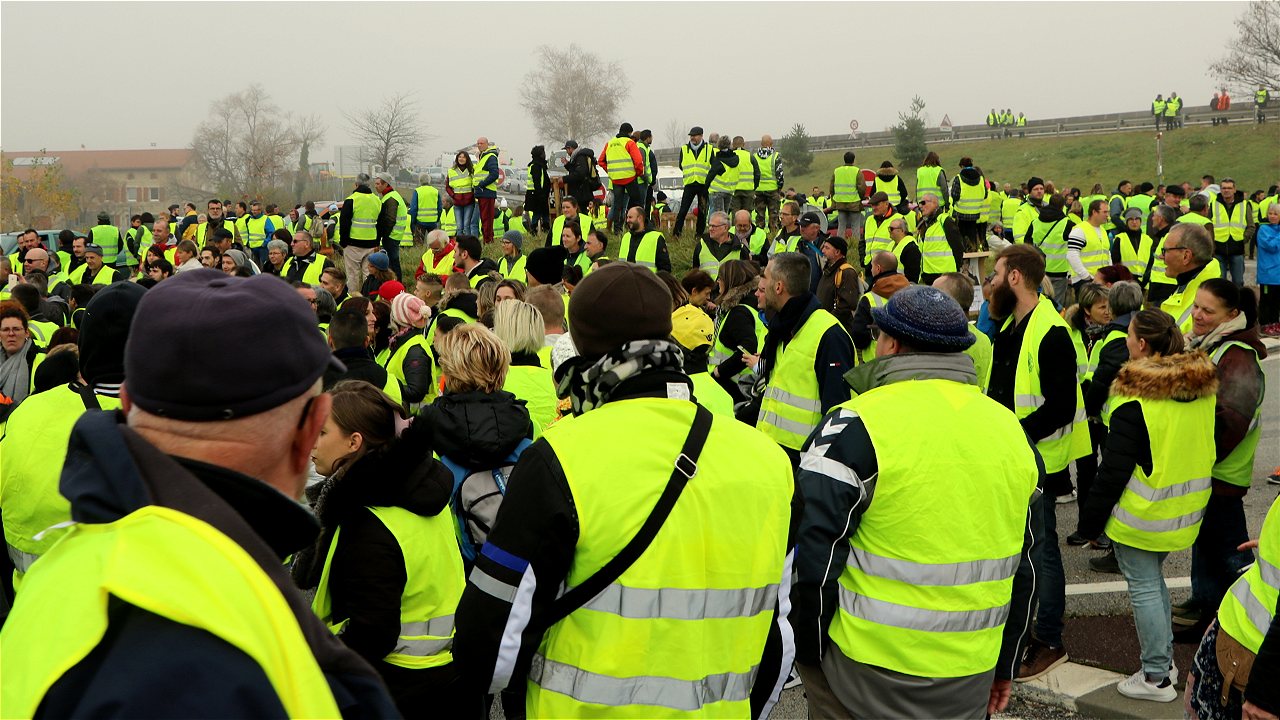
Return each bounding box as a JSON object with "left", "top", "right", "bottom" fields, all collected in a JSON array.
[{"left": 596, "top": 122, "right": 645, "bottom": 233}]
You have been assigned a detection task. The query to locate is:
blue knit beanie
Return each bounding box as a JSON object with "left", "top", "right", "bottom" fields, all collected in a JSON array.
[{"left": 871, "top": 285, "right": 975, "bottom": 352}]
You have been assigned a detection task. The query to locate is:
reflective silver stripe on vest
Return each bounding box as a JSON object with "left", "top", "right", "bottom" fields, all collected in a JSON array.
[
  {"left": 6, "top": 542, "right": 38, "bottom": 572},
  {"left": 1123, "top": 475, "right": 1211, "bottom": 504},
  {"left": 1109, "top": 504, "right": 1206, "bottom": 533},
  {"left": 764, "top": 386, "right": 822, "bottom": 413},
  {"left": 921, "top": 250, "right": 953, "bottom": 258},
  {"left": 1041, "top": 407, "right": 1086, "bottom": 442},
  {"left": 351, "top": 218, "right": 376, "bottom": 228},
  {"left": 848, "top": 547, "right": 1020, "bottom": 587},
  {"left": 839, "top": 588, "right": 1010, "bottom": 633},
  {"left": 759, "top": 411, "right": 815, "bottom": 437},
  {"left": 401, "top": 614, "right": 455, "bottom": 637},
  {"left": 393, "top": 636, "right": 453, "bottom": 657},
  {"left": 1231, "top": 577, "right": 1274, "bottom": 637},
  {"left": 579, "top": 584, "right": 778, "bottom": 620},
  {"left": 471, "top": 566, "right": 518, "bottom": 602},
  {"left": 1261, "top": 556, "right": 1280, "bottom": 587},
  {"left": 530, "top": 654, "right": 755, "bottom": 711}
]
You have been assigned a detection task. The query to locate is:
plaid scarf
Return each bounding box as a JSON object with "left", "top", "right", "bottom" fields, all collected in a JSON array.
[{"left": 554, "top": 339, "right": 685, "bottom": 416}]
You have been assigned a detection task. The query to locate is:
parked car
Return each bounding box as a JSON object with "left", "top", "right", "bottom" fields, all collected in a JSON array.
[
  {"left": 1, "top": 229, "right": 83, "bottom": 257},
  {"left": 502, "top": 168, "right": 528, "bottom": 195},
  {"left": 655, "top": 168, "right": 685, "bottom": 209},
  {"left": 426, "top": 166, "right": 446, "bottom": 185}
]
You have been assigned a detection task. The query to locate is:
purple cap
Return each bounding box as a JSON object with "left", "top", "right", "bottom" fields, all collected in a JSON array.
[{"left": 124, "top": 269, "right": 342, "bottom": 420}]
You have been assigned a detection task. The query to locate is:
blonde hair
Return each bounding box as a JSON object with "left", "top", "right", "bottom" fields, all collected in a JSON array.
[
  {"left": 492, "top": 300, "right": 545, "bottom": 355},
  {"left": 436, "top": 324, "right": 510, "bottom": 393}
]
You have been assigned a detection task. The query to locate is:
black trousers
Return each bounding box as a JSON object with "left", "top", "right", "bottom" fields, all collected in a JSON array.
[{"left": 674, "top": 182, "right": 710, "bottom": 237}]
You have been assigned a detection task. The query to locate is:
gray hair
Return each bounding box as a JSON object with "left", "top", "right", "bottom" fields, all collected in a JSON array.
[
  {"left": 426, "top": 228, "right": 449, "bottom": 247},
  {"left": 313, "top": 286, "right": 336, "bottom": 317},
  {"left": 1169, "top": 223, "right": 1214, "bottom": 264},
  {"left": 769, "top": 252, "right": 812, "bottom": 296},
  {"left": 709, "top": 211, "right": 730, "bottom": 227},
  {"left": 1152, "top": 204, "right": 1180, "bottom": 226},
  {"left": 920, "top": 193, "right": 940, "bottom": 205},
  {"left": 356, "top": 172, "right": 371, "bottom": 185},
  {"left": 267, "top": 239, "right": 289, "bottom": 255},
  {"left": 420, "top": 173, "right": 431, "bottom": 185},
  {"left": 1107, "top": 281, "right": 1144, "bottom": 317}
]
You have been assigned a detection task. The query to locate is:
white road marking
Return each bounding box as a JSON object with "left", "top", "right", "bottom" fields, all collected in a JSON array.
[{"left": 1065, "top": 576, "right": 1190, "bottom": 596}]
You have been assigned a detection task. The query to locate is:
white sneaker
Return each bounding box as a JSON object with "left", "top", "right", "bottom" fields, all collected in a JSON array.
[
  {"left": 783, "top": 667, "right": 803, "bottom": 690},
  {"left": 1056, "top": 490, "right": 1077, "bottom": 504},
  {"left": 1116, "top": 669, "right": 1177, "bottom": 702}
]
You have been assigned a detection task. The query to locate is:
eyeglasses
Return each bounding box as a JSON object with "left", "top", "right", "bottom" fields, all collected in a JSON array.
[
  {"left": 869, "top": 325, "right": 881, "bottom": 341},
  {"left": 1160, "top": 245, "right": 1188, "bottom": 256},
  {"left": 709, "top": 222, "right": 728, "bottom": 228},
  {"left": 0, "top": 328, "right": 26, "bottom": 335}
]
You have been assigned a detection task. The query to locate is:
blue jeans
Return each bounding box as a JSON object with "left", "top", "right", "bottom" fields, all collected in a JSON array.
[
  {"left": 1114, "top": 542, "right": 1173, "bottom": 681},
  {"left": 455, "top": 203, "right": 478, "bottom": 237},
  {"left": 1216, "top": 253, "right": 1245, "bottom": 286},
  {"left": 1190, "top": 493, "right": 1254, "bottom": 610},
  {"left": 608, "top": 182, "right": 642, "bottom": 231},
  {"left": 1033, "top": 469, "right": 1067, "bottom": 646}
]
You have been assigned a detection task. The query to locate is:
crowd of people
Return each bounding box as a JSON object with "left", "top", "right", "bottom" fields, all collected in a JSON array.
[
  {"left": 0, "top": 129, "right": 1278, "bottom": 720},
  {"left": 985, "top": 108, "right": 1028, "bottom": 138},
  {"left": 1155, "top": 86, "right": 1273, "bottom": 129}
]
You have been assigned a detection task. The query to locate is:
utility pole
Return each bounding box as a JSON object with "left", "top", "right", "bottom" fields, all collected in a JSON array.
[{"left": 1155, "top": 132, "right": 1164, "bottom": 187}]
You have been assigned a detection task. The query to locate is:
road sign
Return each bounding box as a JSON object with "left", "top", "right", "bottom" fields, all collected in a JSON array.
[
  {"left": 849, "top": 119, "right": 860, "bottom": 132},
  {"left": 940, "top": 114, "right": 953, "bottom": 129}
]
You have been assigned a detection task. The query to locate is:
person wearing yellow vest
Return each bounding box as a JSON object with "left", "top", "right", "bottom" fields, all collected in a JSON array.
[
  {"left": 754, "top": 135, "right": 784, "bottom": 230},
  {"left": 673, "top": 126, "right": 713, "bottom": 237},
  {"left": 340, "top": 173, "right": 383, "bottom": 291},
  {"left": 597, "top": 122, "right": 645, "bottom": 233},
  {"left": 1067, "top": 199, "right": 1115, "bottom": 288},
  {"left": 916, "top": 192, "right": 963, "bottom": 283},
  {"left": 1023, "top": 193, "right": 1075, "bottom": 304},
  {"left": 408, "top": 172, "right": 441, "bottom": 243},
  {"left": 1212, "top": 179, "right": 1255, "bottom": 286},
  {"left": 753, "top": 252, "right": 855, "bottom": 461},
  {"left": 68, "top": 244, "right": 119, "bottom": 285},
  {"left": 1151, "top": 94, "right": 1166, "bottom": 130},
  {"left": 451, "top": 263, "right": 795, "bottom": 718},
  {"left": 915, "top": 150, "right": 948, "bottom": 207},
  {"left": 548, "top": 196, "right": 593, "bottom": 249},
  {"left": 1174, "top": 280, "right": 1269, "bottom": 638},
  {"left": 85, "top": 211, "right": 123, "bottom": 268},
  {"left": 1076, "top": 311, "right": 1217, "bottom": 702},
  {"left": 372, "top": 172, "right": 410, "bottom": 281},
  {"left": 850, "top": 251, "right": 910, "bottom": 363},
  {"left": 731, "top": 207, "right": 769, "bottom": 261},
  {"left": 830, "top": 151, "right": 865, "bottom": 241},
  {"left": 473, "top": 136, "right": 502, "bottom": 243},
  {"left": 1143, "top": 205, "right": 1183, "bottom": 304},
  {"left": 617, "top": 206, "right": 673, "bottom": 273},
  {"left": 872, "top": 160, "right": 910, "bottom": 215},
  {"left": 454, "top": 235, "right": 498, "bottom": 289},
  {"left": 792, "top": 284, "right": 1041, "bottom": 717},
  {"left": 1158, "top": 223, "right": 1220, "bottom": 333},
  {"left": 729, "top": 135, "right": 761, "bottom": 214},
  {"left": 1, "top": 283, "right": 143, "bottom": 596},
  {"left": 418, "top": 229, "right": 458, "bottom": 283},
  {"left": 123, "top": 214, "right": 152, "bottom": 268},
  {"left": 692, "top": 211, "right": 750, "bottom": 279},
  {"left": 1111, "top": 208, "right": 1157, "bottom": 282},
  {"left": 706, "top": 135, "right": 742, "bottom": 217},
  {"left": 932, "top": 272, "right": 993, "bottom": 388},
  {"left": 1188, "top": 491, "right": 1280, "bottom": 718},
  {"left": 1164, "top": 91, "right": 1182, "bottom": 129},
  {"left": 0, "top": 272, "right": 399, "bottom": 718},
  {"left": 295, "top": 380, "right": 471, "bottom": 716},
  {"left": 861, "top": 191, "right": 902, "bottom": 266},
  {"left": 950, "top": 157, "right": 989, "bottom": 253},
  {"left": 1013, "top": 176, "right": 1047, "bottom": 243},
  {"left": 281, "top": 229, "right": 334, "bottom": 285},
  {"left": 886, "top": 217, "right": 921, "bottom": 283},
  {"left": 497, "top": 229, "right": 528, "bottom": 283},
  {"left": 986, "top": 245, "right": 1089, "bottom": 680},
  {"left": 491, "top": 299, "right": 560, "bottom": 436}
]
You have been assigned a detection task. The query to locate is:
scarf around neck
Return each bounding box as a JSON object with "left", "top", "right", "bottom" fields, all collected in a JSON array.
[
  {"left": 554, "top": 339, "right": 686, "bottom": 416},
  {"left": 0, "top": 339, "right": 33, "bottom": 404}
]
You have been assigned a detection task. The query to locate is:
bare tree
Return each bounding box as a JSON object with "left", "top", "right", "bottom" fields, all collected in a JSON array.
[
  {"left": 344, "top": 93, "right": 427, "bottom": 174},
  {"left": 1210, "top": 0, "right": 1280, "bottom": 91},
  {"left": 663, "top": 118, "right": 686, "bottom": 149},
  {"left": 293, "top": 114, "right": 326, "bottom": 203},
  {"left": 520, "top": 44, "right": 629, "bottom": 147},
  {"left": 191, "top": 84, "right": 300, "bottom": 198}
]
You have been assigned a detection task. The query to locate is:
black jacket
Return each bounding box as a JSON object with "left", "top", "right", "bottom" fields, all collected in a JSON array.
[
  {"left": 1083, "top": 313, "right": 1132, "bottom": 418},
  {"left": 917, "top": 210, "right": 965, "bottom": 277},
  {"left": 949, "top": 167, "right": 988, "bottom": 220},
  {"left": 564, "top": 148, "right": 598, "bottom": 207},
  {"left": 988, "top": 308, "right": 1078, "bottom": 449},
  {"left": 418, "top": 389, "right": 532, "bottom": 468},
  {"left": 31, "top": 411, "right": 397, "bottom": 718},
  {"left": 325, "top": 346, "right": 391, "bottom": 393},
  {"left": 706, "top": 148, "right": 742, "bottom": 189},
  {"left": 293, "top": 421, "right": 454, "bottom": 677}
]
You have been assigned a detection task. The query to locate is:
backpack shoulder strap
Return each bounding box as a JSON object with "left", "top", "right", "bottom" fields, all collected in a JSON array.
[{"left": 542, "top": 404, "right": 713, "bottom": 627}]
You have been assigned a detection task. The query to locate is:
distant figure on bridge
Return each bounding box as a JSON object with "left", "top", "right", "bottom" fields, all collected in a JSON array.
[
  {"left": 1016, "top": 112, "right": 1027, "bottom": 137},
  {"left": 1164, "top": 92, "right": 1182, "bottom": 130},
  {"left": 986, "top": 108, "right": 1000, "bottom": 139},
  {"left": 1257, "top": 85, "right": 1271, "bottom": 124},
  {"left": 1152, "top": 94, "right": 1166, "bottom": 131},
  {"left": 1211, "top": 87, "right": 1231, "bottom": 126}
]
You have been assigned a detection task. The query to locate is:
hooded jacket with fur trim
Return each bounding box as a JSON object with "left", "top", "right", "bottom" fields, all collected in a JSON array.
[{"left": 1077, "top": 351, "right": 1219, "bottom": 540}]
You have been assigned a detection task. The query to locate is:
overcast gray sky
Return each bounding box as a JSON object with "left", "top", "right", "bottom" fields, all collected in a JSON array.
[{"left": 1, "top": 1, "right": 1247, "bottom": 166}]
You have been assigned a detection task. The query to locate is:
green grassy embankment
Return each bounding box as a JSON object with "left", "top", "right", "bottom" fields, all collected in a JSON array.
[{"left": 789, "top": 123, "right": 1279, "bottom": 198}]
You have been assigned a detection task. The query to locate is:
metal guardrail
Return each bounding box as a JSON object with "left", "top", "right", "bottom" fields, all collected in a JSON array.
[{"left": 653, "top": 104, "right": 1264, "bottom": 162}]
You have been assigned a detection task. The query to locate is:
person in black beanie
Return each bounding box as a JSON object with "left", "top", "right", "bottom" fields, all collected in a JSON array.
[
  {"left": 0, "top": 281, "right": 147, "bottom": 601},
  {"left": 525, "top": 246, "right": 568, "bottom": 288}
]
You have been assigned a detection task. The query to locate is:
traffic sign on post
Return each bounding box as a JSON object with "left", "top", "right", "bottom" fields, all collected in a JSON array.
[
  {"left": 849, "top": 119, "right": 860, "bottom": 132},
  {"left": 940, "top": 114, "right": 953, "bottom": 129}
]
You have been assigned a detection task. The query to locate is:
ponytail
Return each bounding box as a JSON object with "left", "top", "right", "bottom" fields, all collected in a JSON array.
[
  {"left": 1198, "top": 278, "right": 1259, "bottom": 328},
  {"left": 1131, "top": 309, "right": 1184, "bottom": 356}
]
